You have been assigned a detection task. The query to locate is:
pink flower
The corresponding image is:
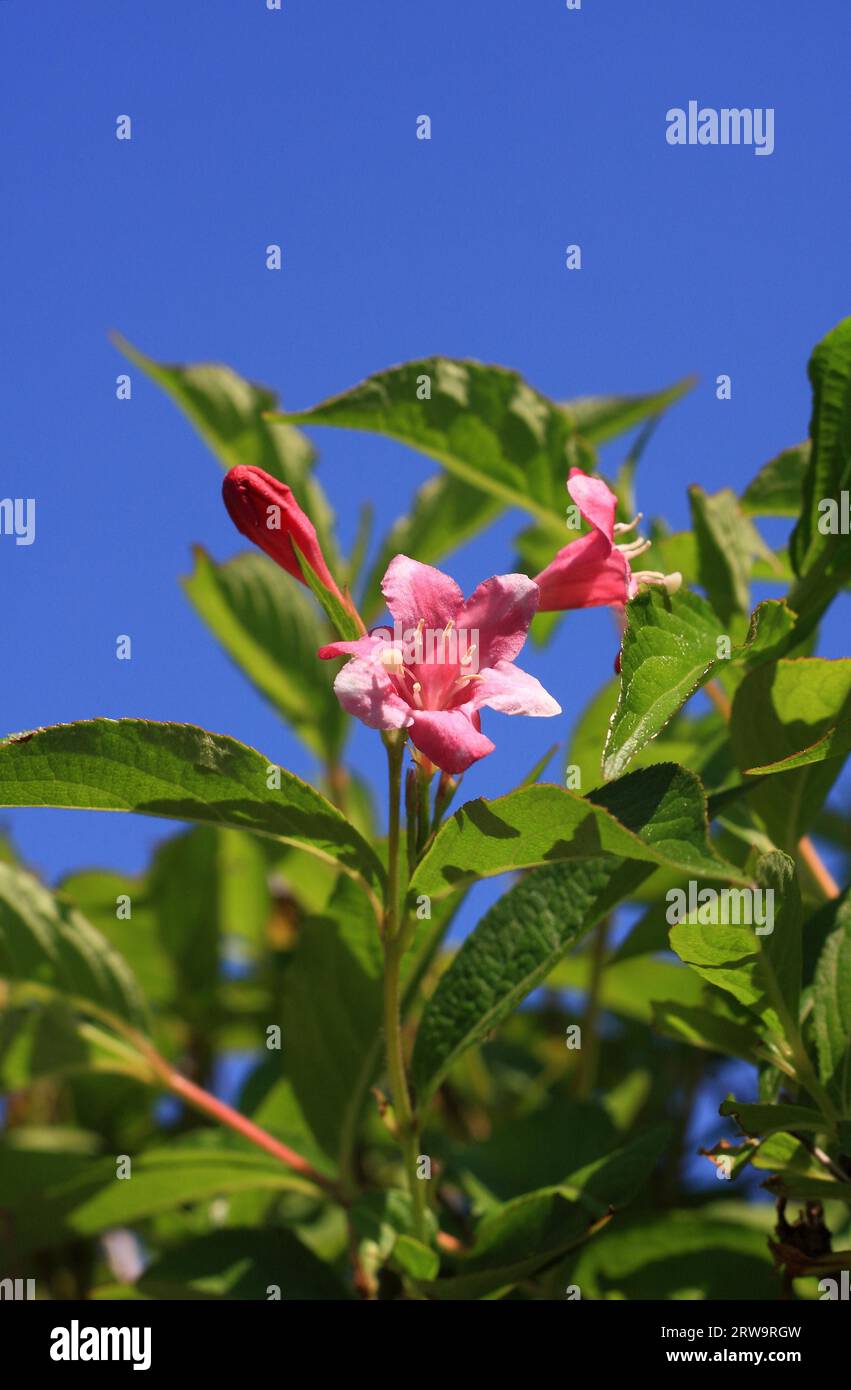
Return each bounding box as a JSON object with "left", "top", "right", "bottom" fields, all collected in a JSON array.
[
  {"left": 534, "top": 468, "right": 681, "bottom": 611},
  {"left": 319, "top": 556, "right": 560, "bottom": 774},
  {"left": 223, "top": 465, "right": 347, "bottom": 604}
]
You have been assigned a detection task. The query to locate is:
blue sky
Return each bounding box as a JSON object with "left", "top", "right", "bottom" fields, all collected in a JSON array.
[{"left": 0, "top": 0, "right": 849, "bottom": 916}]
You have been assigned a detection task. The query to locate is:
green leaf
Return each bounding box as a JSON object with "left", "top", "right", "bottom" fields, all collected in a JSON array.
[
  {"left": 745, "top": 716, "right": 851, "bottom": 776},
  {"left": 410, "top": 762, "right": 748, "bottom": 905},
  {"left": 275, "top": 364, "right": 691, "bottom": 547},
  {"left": 811, "top": 903, "right": 851, "bottom": 1109},
  {"left": 688, "top": 486, "right": 766, "bottom": 624},
  {"left": 0, "top": 1002, "right": 148, "bottom": 1088},
  {"left": 139, "top": 1228, "right": 348, "bottom": 1300},
  {"left": 651, "top": 1001, "right": 764, "bottom": 1059},
  {"left": 416, "top": 1126, "right": 669, "bottom": 1299},
  {"left": 58, "top": 867, "right": 174, "bottom": 1010},
  {"left": 790, "top": 317, "right": 851, "bottom": 579},
  {"left": 559, "top": 378, "right": 695, "bottom": 443},
  {"left": 0, "top": 719, "right": 385, "bottom": 908},
  {"left": 549, "top": 954, "right": 707, "bottom": 1024},
  {"left": 146, "top": 825, "right": 270, "bottom": 1031},
  {"left": 569, "top": 675, "right": 730, "bottom": 792},
  {"left": 349, "top": 1189, "right": 436, "bottom": 1256},
  {"left": 730, "top": 658, "right": 851, "bottom": 848},
  {"left": 603, "top": 591, "right": 797, "bottom": 781},
  {"left": 0, "top": 861, "right": 147, "bottom": 1029},
  {"left": 391, "top": 1235, "right": 440, "bottom": 1282},
  {"left": 182, "top": 547, "right": 346, "bottom": 759},
  {"left": 411, "top": 857, "right": 651, "bottom": 1101},
  {"left": 273, "top": 358, "right": 581, "bottom": 541},
  {"left": 0, "top": 1141, "right": 322, "bottom": 1255},
  {"left": 112, "top": 333, "right": 336, "bottom": 560},
  {"left": 742, "top": 442, "right": 811, "bottom": 517},
  {"left": 292, "top": 539, "right": 363, "bottom": 642},
  {"left": 450, "top": 1095, "right": 619, "bottom": 1203},
  {"left": 668, "top": 851, "right": 802, "bottom": 1042},
  {"left": 566, "top": 1213, "right": 777, "bottom": 1300},
  {"left": 362, "top": 474, "right": 501, "bottom": 619},
  {"left": 719, "top": 1096, "right": 826, "bottom": 1138},
  {"left": 278, "top": 876, "right": 382, "bottom": 1167}
]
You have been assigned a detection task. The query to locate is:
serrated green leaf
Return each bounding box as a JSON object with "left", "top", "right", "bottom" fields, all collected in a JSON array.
[
  {"left": 790, "top": 317, "right": 851, "bottom": 579},
  {"left": 411, "top": 857, "right": 650, "bottom": 1100},
  {"left": 811, "top": 903, "right": 851, "bottom": 1109},
  {"left": 668, "top": 851, "right": 802, "bottom": 1043},
  {"left": 183, "top": 547, "right": 346, "bottom": 759},
  {"left": 0, "top": 719, "right": 385, "bottom": 909},
  {"left": 569, "top": 675, "right": 731, "bottom": 793},
  {"left": 603, "top": 591, "right": 797, "bottom": 781},
  {"left": 689, "top": 485, "right": 766, "bottom": 624},
  {"left": 411, "top": 762, "right": 747, "bottom": 906},
  {"left": 746, "top": 715, "right": 851, "bottom": 776},
  {"left": 273, "top": 358, "right": 581, "bottom": 541},
  {"left": 730, "top": 658, "right": 851, "bottom": 849},
  {"left": 742, "top": 442, "right": 811, "bottom": 517}
]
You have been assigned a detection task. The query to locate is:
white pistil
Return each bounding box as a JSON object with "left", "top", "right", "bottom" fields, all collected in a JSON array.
[
  {"left": 613, "top": 512, "right": 643, "bottom": 537},
  {"left": 411, "top": 680, "right": 424, "bottom": 708},
  {"left": 616, "top": 537, "right": 652, "bottom": 560}
]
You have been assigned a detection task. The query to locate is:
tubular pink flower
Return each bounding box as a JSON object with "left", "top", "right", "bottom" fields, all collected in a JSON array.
[
  {"left": 534, "top": 468, "right": 681, "bottom": 611},
  {"left": 319, "top": 556, "right": 561, "bottom": 774}
]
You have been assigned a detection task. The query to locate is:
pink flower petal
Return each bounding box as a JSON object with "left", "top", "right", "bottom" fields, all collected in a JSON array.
[
  {"left": 407, "top": 706, "right": 495, "bottom": 774},
  {"left": 567, "top": 468, "right": 618, "bottom": 541},
  {"left": 534, "top": 531, "right": 631, "bottom": 611},
  {"left": 381, "top": 555, "right": 464, "bottom": 633},
  {"left": 456, "top": 574, "right": 540, "bottom": 666},
  {"left": 332, "top": 658, "right": 413, "bottom": 731},
  {"left": 318, "top": 632, "right": 389, "bottom": 661},
  {"left": 472, "top": 660, "right": 561, "bottom": 717}
]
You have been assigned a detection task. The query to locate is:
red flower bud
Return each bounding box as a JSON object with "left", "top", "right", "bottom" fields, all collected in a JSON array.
[{"left": 222, "top": 465, "right": 344, "bottom": 601}]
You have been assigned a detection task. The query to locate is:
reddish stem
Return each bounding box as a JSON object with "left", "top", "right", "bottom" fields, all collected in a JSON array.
[{"left": 162, "top": 1064, "right": 337, "bottom": 1195}]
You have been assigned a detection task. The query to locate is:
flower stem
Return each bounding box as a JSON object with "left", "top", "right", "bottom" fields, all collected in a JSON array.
[
  {"left": 104, "top": 1021, "right": 338, "bottom": 1198},
  {"left": 383, "top": 930, "right": 428, "bottom": 1240},
  {"left": 382, "top": 734, "right": 428, "bottom": 1241},
  {"left": 163, "top": 1065, "right": 335, "bottom": 1192}
]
